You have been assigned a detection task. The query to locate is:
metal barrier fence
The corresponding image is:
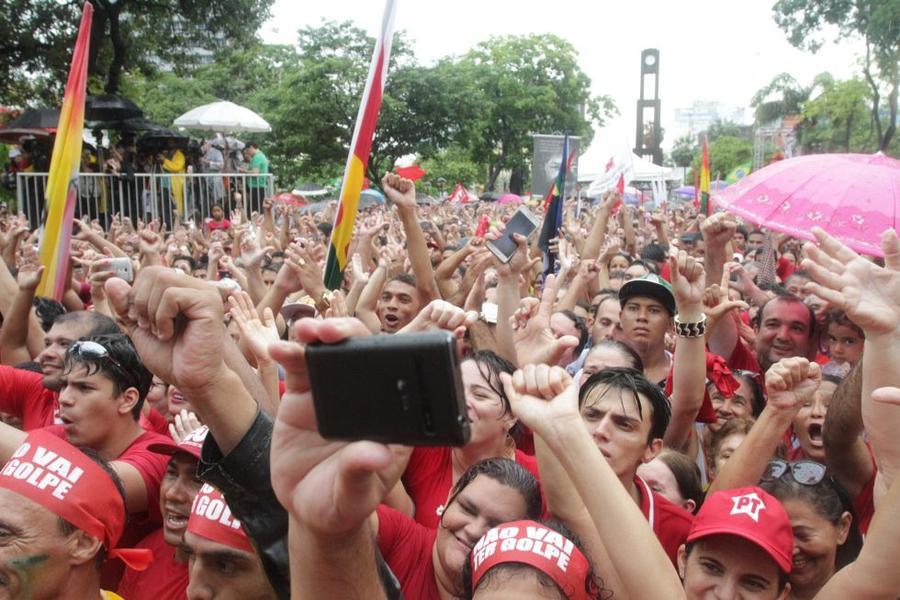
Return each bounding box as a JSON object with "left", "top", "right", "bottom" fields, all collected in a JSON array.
[{"left": 15, "top": 172, "right": 275, "bottom": 228}]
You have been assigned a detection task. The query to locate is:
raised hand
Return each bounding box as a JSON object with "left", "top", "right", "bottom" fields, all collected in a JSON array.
[
  {"left": 765, "top": 357, "right": 821, "bottom": 415},
  {"left": 268, "top": 318, "right": 410, "bottom": 536},
  {"left": 669, "top": 250, "right": 706, "bottom": 319},
  {"left": 229, "top": 291, "right": 279, "bottom": 366},
  {"left": 105, "top": 267, "right": 229, "bottom": 394},
  {"left": 168, "top": 409, "right": 202, "bottom": 443},
  {"left": 16, "top": 262, "right": 44, "bottom": 292},
  {"left": 701, "top": 212, "right": 738, "bottom": 249},
  {"left": 284, "top": 242, "right": 325, "bottom": 299},
  {"left": 382, "top": 172, "right": 416, "bottom": 212},
  {"left": 500, "top": 364, "right": 580, "bottom": 435},
  {"left": 511, "top": 274, "right": 579, "bottom": 367},
  {"left": 703, "top": 264, "right": 748, "bottom": 330},
  {"left": 802, "top": 227, "right": 900, "bottom": 337},
  {"left": 397, "top": 299, "right": 477, "bottom": 338}
]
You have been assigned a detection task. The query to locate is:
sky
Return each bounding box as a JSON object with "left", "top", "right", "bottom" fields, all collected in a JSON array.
[{"left": 261, "top": 0, "right": 863, "bottom": 159}]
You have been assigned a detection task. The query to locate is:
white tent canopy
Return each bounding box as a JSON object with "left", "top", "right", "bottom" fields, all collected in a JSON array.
[
  {"left": 174, "top": 100, "right": 271, "bottom": 133},
  {"left": 579, "top": 150, "right": 678, "bottom": 185}
]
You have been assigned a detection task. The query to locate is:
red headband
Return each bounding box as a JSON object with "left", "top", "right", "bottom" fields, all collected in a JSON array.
[
  {"left": 665, "top": 351, "right": 738, "bottom": 423},
  {"left": 0, "top": 430, "right": 151, "bottom": 570},
  {"left": 471, "top": 521, "right": 591, "bottom": 600},
  {"left": 187, "top": 483, "right": 253, "bottom": 553}
]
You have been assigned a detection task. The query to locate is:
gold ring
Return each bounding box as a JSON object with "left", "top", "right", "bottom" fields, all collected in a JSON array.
[{"left": 298, "top": 258, "right": 306, "bottom": 266}]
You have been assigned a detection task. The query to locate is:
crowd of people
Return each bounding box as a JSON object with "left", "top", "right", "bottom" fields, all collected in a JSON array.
[
  {"left": 4, "top": 136, "right": 270, "bottom": 229},
  {"left": 0, "top": 169, "right": 898, "bottom": 600}
]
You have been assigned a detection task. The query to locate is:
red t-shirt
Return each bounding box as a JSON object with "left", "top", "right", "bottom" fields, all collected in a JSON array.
[
  {"left": 377, "top": 504, "right": 441, "bottom": 600},
  {"left": 0, "top": 366, "right": 59, "bottom": 430},
  {"left": 635, "top": 475, "right": 694, "bottom": 565},
  {"left": 205, "top": 218, "right": 231, "bottom": 231},
  {"left": 117, "top": 528, "right": 188, "bottom": 599},
  {"left": 139, "top": 408, "right": 170, "bottom": 436},
  {"left": 726, "top": 338, "right": 761, "bottom": 374},
  {"left": 402, "top": 447, "right": 542, "bottom": 529}
]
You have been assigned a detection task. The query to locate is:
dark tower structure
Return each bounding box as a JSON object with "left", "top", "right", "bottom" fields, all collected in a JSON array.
[{"left": 634, "top": 49, "right": 663, "bottom": 165}]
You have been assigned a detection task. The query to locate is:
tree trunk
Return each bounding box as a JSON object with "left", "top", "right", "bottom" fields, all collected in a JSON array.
[
  {"left": 103, "top": 2, "right": 126, "bottom": 94},
  {"left": 862, "top": 38, "right": 885, "bottom": 150},
  {"left": 87, "top": 0, "right": 107, "bottom": 80},
  {"left": 508, "top": 167, "right": 525, "bottom": 195},
  {"left": 881, "top": 77, "right": 898, "bottom": 152}
]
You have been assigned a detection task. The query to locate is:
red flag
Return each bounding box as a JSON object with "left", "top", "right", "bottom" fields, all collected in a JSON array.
[
  {"left": 616, "top": 173, "right": 625, "bottom": 194},
  {"left": 475, "top": 215, "right": 490, "bottom": 237},
  {"left": 395, "top": 165, "right": 425, "bottom": 181}
]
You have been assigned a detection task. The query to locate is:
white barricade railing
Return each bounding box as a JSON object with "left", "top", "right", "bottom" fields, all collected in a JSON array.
[{"left": 15, "top": 172, "right": 275, "bottom": 228}]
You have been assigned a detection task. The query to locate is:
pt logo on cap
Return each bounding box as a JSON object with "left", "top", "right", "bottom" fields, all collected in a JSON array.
[{"left": 730, "top": 492, "right": 766, "bottom": 522}]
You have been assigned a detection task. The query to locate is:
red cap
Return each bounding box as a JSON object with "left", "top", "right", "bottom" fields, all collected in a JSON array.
[
  {"left": 471, "top": 521, "right": 593, "bottom": 600},
  {"left": 0, "top": 430, "right": 152, "bottom": 570},
  {"left": 148, "top": 425, "right": 208, "bottom": 460},
  {"left": 688, "top": 487, "right": 793, "bottom": 573},
  {"left": 187, "top": 483, "right": 254, "bottom": 553}
]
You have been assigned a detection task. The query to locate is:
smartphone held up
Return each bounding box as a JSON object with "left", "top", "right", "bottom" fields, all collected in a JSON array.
[
  {"left": 486, "top": 207, "right": 539, "bottom": 263},
  {"left": 305, "top": 331, "right": 470, "bottom": 447}
]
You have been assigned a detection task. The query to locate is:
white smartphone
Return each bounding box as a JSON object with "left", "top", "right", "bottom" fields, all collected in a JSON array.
[
  {"left": 104, "top": 257, "right": 133, "bottom": 283},
  {"left": 486, "top": 207, "right": 540, "bottom": 263},
  {"left": 481, "top": 302, "right": 498, "bottom": 325}
]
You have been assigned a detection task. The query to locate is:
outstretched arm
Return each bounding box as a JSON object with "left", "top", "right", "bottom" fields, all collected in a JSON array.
[
  {"left": 708, "top": 357, "right": 819, "bottom": 495},
  {"left": 383, "top": 173, "right": 439, "bottom": 304},
  {"left": 822, "top": 363, "right": 874, "bottom": 499},
  {"left": 503, "top": 365, "right": 684, "bottom": 599}
]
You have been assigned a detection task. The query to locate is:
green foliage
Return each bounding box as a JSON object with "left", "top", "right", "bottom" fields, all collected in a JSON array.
[
  {"left": 801, "top": 77, "right": 877, "bottom": 152},
  {"left": 459, "top": 34, "right": 616, "bottom": 193},
  {"left": 0, "top": 0, "right": 274, "bottom": 104},
  {"left": 670, "top": 135, "right": 697, "bottom": 168},
  {"left": 688, "top": 136, "right": 753, "bottom": 182},
  {"left": 707, "top": 119, "right": 750, "bottom": 141},
  {"left": 772, "top": 0, "right": 898, "bottom": 150},
  {"left": 751, "top": 73, "right": 810, "bottom": 124},
  {"left": 420, "top": 145, "right": 484, "bottom": 190}
]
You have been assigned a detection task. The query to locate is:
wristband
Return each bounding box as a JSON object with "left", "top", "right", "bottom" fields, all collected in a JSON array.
[{"left": 674, "top": 313, "right": 707, "bottom": 337}]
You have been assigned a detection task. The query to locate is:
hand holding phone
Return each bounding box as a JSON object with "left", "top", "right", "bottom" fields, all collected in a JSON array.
[
  {"left": 305, "top": 331, "right": 470, "bottom": 446},
  {"left": 486, "top": 207, "right": 539, "bottom": 263}
]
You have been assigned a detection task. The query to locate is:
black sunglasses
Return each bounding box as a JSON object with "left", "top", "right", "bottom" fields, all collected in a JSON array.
[
  {"left": 68, "top": 340, "right": 138, "bottom": 388},
  {"left": 762, "top": 459, "right": 826, "bottom": 486}
]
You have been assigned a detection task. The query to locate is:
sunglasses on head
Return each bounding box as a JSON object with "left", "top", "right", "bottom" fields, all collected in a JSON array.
[
  {"left": 68, "top": 340, "right": 138, "bottom": 388},
  {"left": 762, "top": 459, "right": 826, "bottom": 486}
]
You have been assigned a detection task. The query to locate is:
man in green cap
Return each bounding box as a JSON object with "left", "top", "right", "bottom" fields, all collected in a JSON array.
[{"left": 618, "top": 273, "right": 677, "bottom": 385}]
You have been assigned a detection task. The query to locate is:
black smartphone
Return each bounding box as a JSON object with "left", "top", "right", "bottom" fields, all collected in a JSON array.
[
  {"left": 486, "top": 207, "right": 540, "bottom": 263},
  {"left": 305, "top": 331, "right": 470, "bottom": 446}
]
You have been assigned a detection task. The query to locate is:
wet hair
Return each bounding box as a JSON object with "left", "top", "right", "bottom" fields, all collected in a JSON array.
[
  {"left": 56, "top": 446, "right": 126, "bottom": 570},
  {"left": 655, "top": 449, "right": 704, "bottom": 514},
  {"left": 579, "top": 367, "right": 671, "bottom": 442},
  {"left": 460, "top": 519, "right": 609, "bottom": 600},
  {"left": 389, "top": 272, "right": 417, "bottom": 289},
  {"left": 683, "top": 542, "right": 790, "bottom": 592},
  {"left": 53, "top": 311, "right": 120, "bottom": 337},
  {"left": 63, "top": 333, "right": 152, "bottom": 420},
  {"left": 172, "top": 255, "right": 196, "bottom": 271},
  {"left": 640, "top": 243, "right": 667, "bottom": 265},
  {"left": 824, "top": 309, "right": 864, "bottom": 340},
  {"left": 753, "top": 292, "right": 816, "bottom": 340},
  {"left": 463, "top": 351, "right": 523, "bottom": 442},
  {"left": 443, "top": 458, "right": 542, "bottom": 526},
  {"left": 32, "top": 297, "right": 66, "bottom": 332},
  {"left": 557, "top": 310, "right": 589, "bottom": 353},
  {"left": 584, "top": 340, "right": 644, "bottom": 372},
  {"left": 759, "top": 463, "right": 863, "bottom": 571}
]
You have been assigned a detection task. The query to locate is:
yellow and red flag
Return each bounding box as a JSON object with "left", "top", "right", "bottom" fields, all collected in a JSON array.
[
  {"left": 37, "top": 2, "right": 93, "bottom": 300},
  {"left": 324, "top": 0, "right": 398, "bottom": 289},
  {"left": 699, "top": 135, "right": 712, "bottom": 216}
]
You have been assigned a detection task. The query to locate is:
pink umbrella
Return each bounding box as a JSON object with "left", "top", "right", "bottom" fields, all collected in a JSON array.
[
  {"left": 711, "top": 153, "right": 899, "bottom": 257},
  {"left": 498, "top": 193, "right": 522, "bottom": 205}
]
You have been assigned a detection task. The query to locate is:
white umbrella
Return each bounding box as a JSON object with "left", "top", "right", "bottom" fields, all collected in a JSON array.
[{"left": 174, "top": 100, "right": 271, "bottom": 133}]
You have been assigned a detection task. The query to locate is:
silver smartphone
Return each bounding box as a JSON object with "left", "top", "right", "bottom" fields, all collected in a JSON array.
[{"left": 486, "top": 207, "right": 540, "bottom": 263}]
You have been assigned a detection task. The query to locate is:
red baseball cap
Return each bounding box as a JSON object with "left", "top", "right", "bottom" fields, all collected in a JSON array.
[
  {"left": 187, "top": 483, "right": 254, "bottom": 554},
  {"left": 148, "top": 425, "right": 208, "bottom": 460},
  {"left": 0, "top": 430, "right": 152, "bottom": 570},
  {"left": 688, "top": 486, "right": 793, "bottom": 573},
  {"left": 470, "top": 520, "right": 594, "bottom": 600}
]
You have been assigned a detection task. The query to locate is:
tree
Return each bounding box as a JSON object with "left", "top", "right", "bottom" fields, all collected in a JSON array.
[
  {"left": 420, "top": 145, "right": 484, "bottom": 191},
  {"left": 773, "top": 0, "right": 898, "bottom": 150},
  {"left": 707, "top": 119, "right": 750, "bottom": 141},
  {"left": 751, "top": 73, "right": 810, "bottom": 124},
  {"left": 801, "top": 77, "right": 875, "bottom": 153},
  {"left": 689, "top": 136, "right": 753, "bottom": 182},
  {"left": 670, "top": 135, "right": 697, "bottom": 169},
  {"left": 0, "top": 0, "right": 275, "bottom": 104},
  {"left": 459, "top": 34, "right": 616, "bottom": 194}
]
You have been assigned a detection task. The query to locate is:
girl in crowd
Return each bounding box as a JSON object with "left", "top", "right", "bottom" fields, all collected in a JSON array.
[
  {"left": 637, "top": 449, "right": 704, "bottom": 513},
  {"left": 394, "top": 351, "right": 541, "bottom": 528},
  {"left": 375, "top": 458, "right": 542, "bottom": 599},
  {"left": 707, "top": 417, "right": 755, "bottom": 483},
  {"left": 578, "top": 339, "right": 643, "bottom": 387}
]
